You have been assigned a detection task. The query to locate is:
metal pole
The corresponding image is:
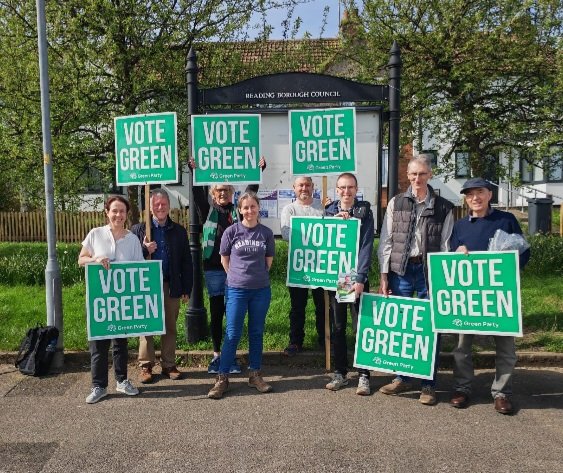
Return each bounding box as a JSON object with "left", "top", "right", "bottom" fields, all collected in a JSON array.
[
  {"left": 185, "top": 47, "right": 208, "bottom": 343},
  {"left": 387, "top": 41, "right": 402, "bottom": 199},
  {"left": 36, "top": 0, "right": 64, "bottom": 369}
]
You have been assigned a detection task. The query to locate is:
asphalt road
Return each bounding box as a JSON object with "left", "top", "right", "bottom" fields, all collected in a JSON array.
[{"left": 0, "top": 364, "right": 562, "bottom": 473}]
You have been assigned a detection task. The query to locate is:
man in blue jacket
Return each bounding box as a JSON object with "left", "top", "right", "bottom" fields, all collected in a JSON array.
[
  {"left": 131, "top": 189, "right": 193, "bottom": 383},
  {"left": 324, "top": 173, "right": 375, "bottom": 396},
  {"left": 450, "top": 177, "right": 530, "bottom": 415}
]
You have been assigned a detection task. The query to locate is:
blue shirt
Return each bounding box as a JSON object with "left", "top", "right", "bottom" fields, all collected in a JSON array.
[
  {"left": 450, "top": 209, "right": 530, "bottom": 268},
  {"left": 152, "top": 218, "right": 170, "bottom": 279}
]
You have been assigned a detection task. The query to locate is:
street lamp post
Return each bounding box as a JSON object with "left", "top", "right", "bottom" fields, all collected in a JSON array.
[{"left": 36, "top": 0, "right": 64, "bottom": 368}]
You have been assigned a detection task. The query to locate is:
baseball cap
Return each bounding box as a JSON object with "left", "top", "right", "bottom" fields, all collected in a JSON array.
[{"left": 460, "top": 177, "right": 494, "bottom": 194}]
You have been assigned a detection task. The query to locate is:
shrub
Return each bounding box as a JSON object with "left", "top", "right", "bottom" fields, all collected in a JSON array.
[{"left": 523, "top": 234, "right": 563, "bottom": 275}]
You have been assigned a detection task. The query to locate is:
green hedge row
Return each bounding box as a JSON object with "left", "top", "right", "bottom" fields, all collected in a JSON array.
[{"left": 0, "top": 234, "right": 560, "bottom": 286}]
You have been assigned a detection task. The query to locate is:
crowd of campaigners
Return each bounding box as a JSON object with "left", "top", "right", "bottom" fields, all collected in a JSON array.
[{"left": 79, "top": 153, "right": 529, "bottom": 415}]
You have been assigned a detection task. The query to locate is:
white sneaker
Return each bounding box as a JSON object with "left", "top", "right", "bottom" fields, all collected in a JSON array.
[
  {"left": 86, "top": 386, "right": 107, "bottom": 404},
  {"left": 325, "top": 373, "right": 349, "bottom": 391},
  {"left": 356, "top": 375, "right": 371, "bottom": 396},
  {"left": 116, "top": 379, "right": 139, "bottom": 396}
]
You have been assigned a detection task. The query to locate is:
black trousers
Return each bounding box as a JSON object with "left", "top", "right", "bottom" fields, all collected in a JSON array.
[
  {"left": 288, "top": 286, "right": 326, "bottom": 347},
  {"left": 330, "top": 280, "right": 370, "bottom": 378},
  {"left": 89, "top": 338, "right": 128, "bottom": 388}
]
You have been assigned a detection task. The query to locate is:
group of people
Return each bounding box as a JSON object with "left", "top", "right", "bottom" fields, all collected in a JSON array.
[{"left": 79, "top": 153, "right": 529, "bottom": 414}]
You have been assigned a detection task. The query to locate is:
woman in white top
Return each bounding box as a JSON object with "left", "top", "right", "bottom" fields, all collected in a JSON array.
[{"left": 78, "top": 195, "right": 144, "bottom": 404}]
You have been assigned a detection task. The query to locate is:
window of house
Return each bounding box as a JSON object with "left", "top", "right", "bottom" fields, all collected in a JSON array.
[
  {"left": 546, "top": 152, "right": 562, "bottom": 182},
  {"left": 422, "top": 149, "right": 438, "bottom": 167},
  {"left": 520, "top": 152, "right": 544, "bottom": 183},
  {"left": 454, "top": 151, "right": 470, "bottom": 178}
]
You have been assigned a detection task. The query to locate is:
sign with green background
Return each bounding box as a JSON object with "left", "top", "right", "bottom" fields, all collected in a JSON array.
[
  {"left": 191, "top": 114, "right": 261, "bottom": 185},
  {"left": 354, "top": 294, "right": 437, "bottom": 379},
  {"left": 428, "top": 251, "right": 522, "bottom": 336},
  {"left": 86, "top": 261, "right": 165, "bottom": 341},
  {"left": 114, "top": 112, "right": 178, "bottom": 185},
  {"left": 286, "top": 216, "right": 359, "bottom": 290},
  {"left": 289, "top": 107, "right": 356, "bottom": 176}
]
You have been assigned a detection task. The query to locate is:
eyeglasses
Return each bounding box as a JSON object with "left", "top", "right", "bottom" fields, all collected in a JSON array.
[
  {"left": 214, "top": 188, "right": 232, "bottom": 194},
  {"left": 408, "top": 172, "right": 429, "bottom": 177},
  {"left": 337, "top": 185, "right": 356, "bottom": 191}
]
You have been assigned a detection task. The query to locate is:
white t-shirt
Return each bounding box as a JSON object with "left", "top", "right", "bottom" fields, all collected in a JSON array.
[{"left": 82, "top": 225, "right": 144, "bottom": 262}]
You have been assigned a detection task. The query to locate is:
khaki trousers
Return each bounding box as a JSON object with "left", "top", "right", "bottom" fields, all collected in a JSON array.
[{"left": 138, "top": 282, "right": 181, "bottom": 369}]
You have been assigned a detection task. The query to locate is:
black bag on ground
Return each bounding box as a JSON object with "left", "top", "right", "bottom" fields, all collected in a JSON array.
[{"left": 14, "top": 325, "right": 59, "bottom": 376}]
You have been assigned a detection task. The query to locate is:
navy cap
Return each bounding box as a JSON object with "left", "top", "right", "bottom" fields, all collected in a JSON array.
[{"left": 460, "top": 177, "right": 494, "bottom": 194}]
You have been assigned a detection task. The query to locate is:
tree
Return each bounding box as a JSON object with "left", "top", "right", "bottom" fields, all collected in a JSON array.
[
  {"left": 343, "top": 0, "right": 562, "bottom": 180},
  {"left": 0, "top": 0, "right": 306, "bottom": 213}
]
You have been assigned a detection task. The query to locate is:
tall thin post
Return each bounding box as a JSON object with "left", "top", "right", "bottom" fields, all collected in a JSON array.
[
  {"left": 185, "top": 47, "right": 208, "bottom": 343},
  {"left": 36, "top": 0, "right": 64, "bottom": 369},
  {"left": 387, "top": 41, "right": 402, "bottom": 199}
]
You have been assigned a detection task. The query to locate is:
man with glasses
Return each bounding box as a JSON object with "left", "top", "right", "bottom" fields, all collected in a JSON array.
[
  {"left": 280, "top": 177, "right": 326, "bottom": 355},
  {"left": 377, "top": 154, "right": 454, "bottom": 405},
  {"left": 450, "top": 177, "right": 530, "bottom": 415},
  {"left": 324, "top": 173, "right": 375, "bottom": 395},
  {"left": 191, "top": 158, "right": 266, "bottom": 374}
]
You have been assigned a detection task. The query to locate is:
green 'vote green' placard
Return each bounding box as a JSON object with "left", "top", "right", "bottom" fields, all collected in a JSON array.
[
  {"left": 286, "top": 216, "right": 359, "bottom": 290},
  {"left": 354, "top": 294, "right": 437, "bottom": 379},
  {"left": 289, "top": 107, "right": 356, "bottom": 176},
  {"left": 428, "top": 251, "right": 522, "bottom": 336},
  {"left": 191, "top": 114, "right": 261, "bottom": 185},
  {"left": 86, "top": 261, "right": 165, "bottom": 340},
  {"left": 114, "top": 112, "right": 178, "bottom": 185}
]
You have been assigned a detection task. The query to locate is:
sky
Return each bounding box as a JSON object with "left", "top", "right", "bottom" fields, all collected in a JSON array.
[{"left": 252, "top": 0, "right": 343, "bottom": 39}]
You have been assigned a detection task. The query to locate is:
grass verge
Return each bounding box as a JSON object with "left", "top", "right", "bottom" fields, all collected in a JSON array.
[{"left": 1, "top": 273, "right": 561, "bottom": 353}]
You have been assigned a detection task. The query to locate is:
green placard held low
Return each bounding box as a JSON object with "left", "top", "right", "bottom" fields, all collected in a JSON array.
[
  {"left": 286, "top": 216, "right": 359, "bottom": 291},
  {"left": 428, "top": 251, "right": 522, "bottom": 336},
  {"left": 354, "top": 294, "right": 437, "bottom": 380},
  {"left": 86, "top": 261, "right": 165, "bottom": 341},
  {"left": 191, "top": 114, "right": 261, "bottom": 185},
  {"left": 114, "top": 112, "right": 178, "bottom": 186},
  {"left": 289, "top": 107, "right": 356, "bottom": 176}
]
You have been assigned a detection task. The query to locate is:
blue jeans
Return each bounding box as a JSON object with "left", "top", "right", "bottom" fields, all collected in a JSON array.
[
  {"left": 388, "top": 263, "right": 439, "bottom": 388},
  {"left": 219, "top": 286, "right": 271, "bottom": 374},
  {"left": 204, "top": 270, "right": 227, "bottom": 297}
]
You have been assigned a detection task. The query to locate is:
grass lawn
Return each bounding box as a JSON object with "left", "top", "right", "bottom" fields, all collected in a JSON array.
[{"left": 1, "top": 272, "right": 561, "bottom": 353}]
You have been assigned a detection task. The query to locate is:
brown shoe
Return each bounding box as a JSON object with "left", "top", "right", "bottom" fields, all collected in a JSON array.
[
  {"left": 419, "top": 386, "right": 437, "bottom": 406},
  {"left": 248, "top": 370, "right": 272, "bottom": 393},
  {"left": 162, "top": 366, "right": 182, "bottom": 380},
  {"left": 208, "top": 374, "right": 229, "bottom": 399},
  {"left": 494, "top": 396, "right": 514, "bottom": 415},
  {"left": 379, "top": 379, "right": 412, "bottom": 395},
  {"left": 450, "top": 391, "right": 470, "bottom": 409},
  {"left": 139, "top": 365, "right": 153, "bottom": 384}
]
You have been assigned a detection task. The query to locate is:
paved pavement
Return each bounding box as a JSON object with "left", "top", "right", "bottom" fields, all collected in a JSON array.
[{"left": 1, "top": 361, "right": 562, "bottom": 473}]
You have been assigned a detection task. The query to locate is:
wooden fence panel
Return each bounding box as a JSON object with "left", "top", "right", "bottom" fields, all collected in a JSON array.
[
  {"left": 0, "top": 210, "right": 190, "bottom": 243},
  {"left": 1, "top": 207, "right": 471, "bottom": 243}
]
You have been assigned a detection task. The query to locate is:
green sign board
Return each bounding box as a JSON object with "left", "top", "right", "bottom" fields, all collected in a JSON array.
[
  {"left": 354, "top": 294, "right": 437, "bottom": 380},
  {"left": 286, "top": 216, "right": 359, "bottom": 290},
  {"left": 114, "top": 112, "right": 178, "bottom": 185},
  {"left": 428, "top": 251, "right": 522, "bottom": 336},
  {"left": 86, "top": 261, "right": 165, "bottom": 341},
  {"left": 289, "top": 107, "right": 356, "bottom": 176},
  {"left": 191, "top": 114, "right": 261, "bottom": 185}
]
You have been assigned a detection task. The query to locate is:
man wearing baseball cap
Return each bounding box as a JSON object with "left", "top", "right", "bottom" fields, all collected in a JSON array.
[{"left": 449, "top": 177, "right": 530, "bottom": 415}]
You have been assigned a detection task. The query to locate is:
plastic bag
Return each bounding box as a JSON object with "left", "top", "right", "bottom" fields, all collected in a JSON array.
[{"left": 488, "top": 229, "right": 530, "bottom": 255}]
